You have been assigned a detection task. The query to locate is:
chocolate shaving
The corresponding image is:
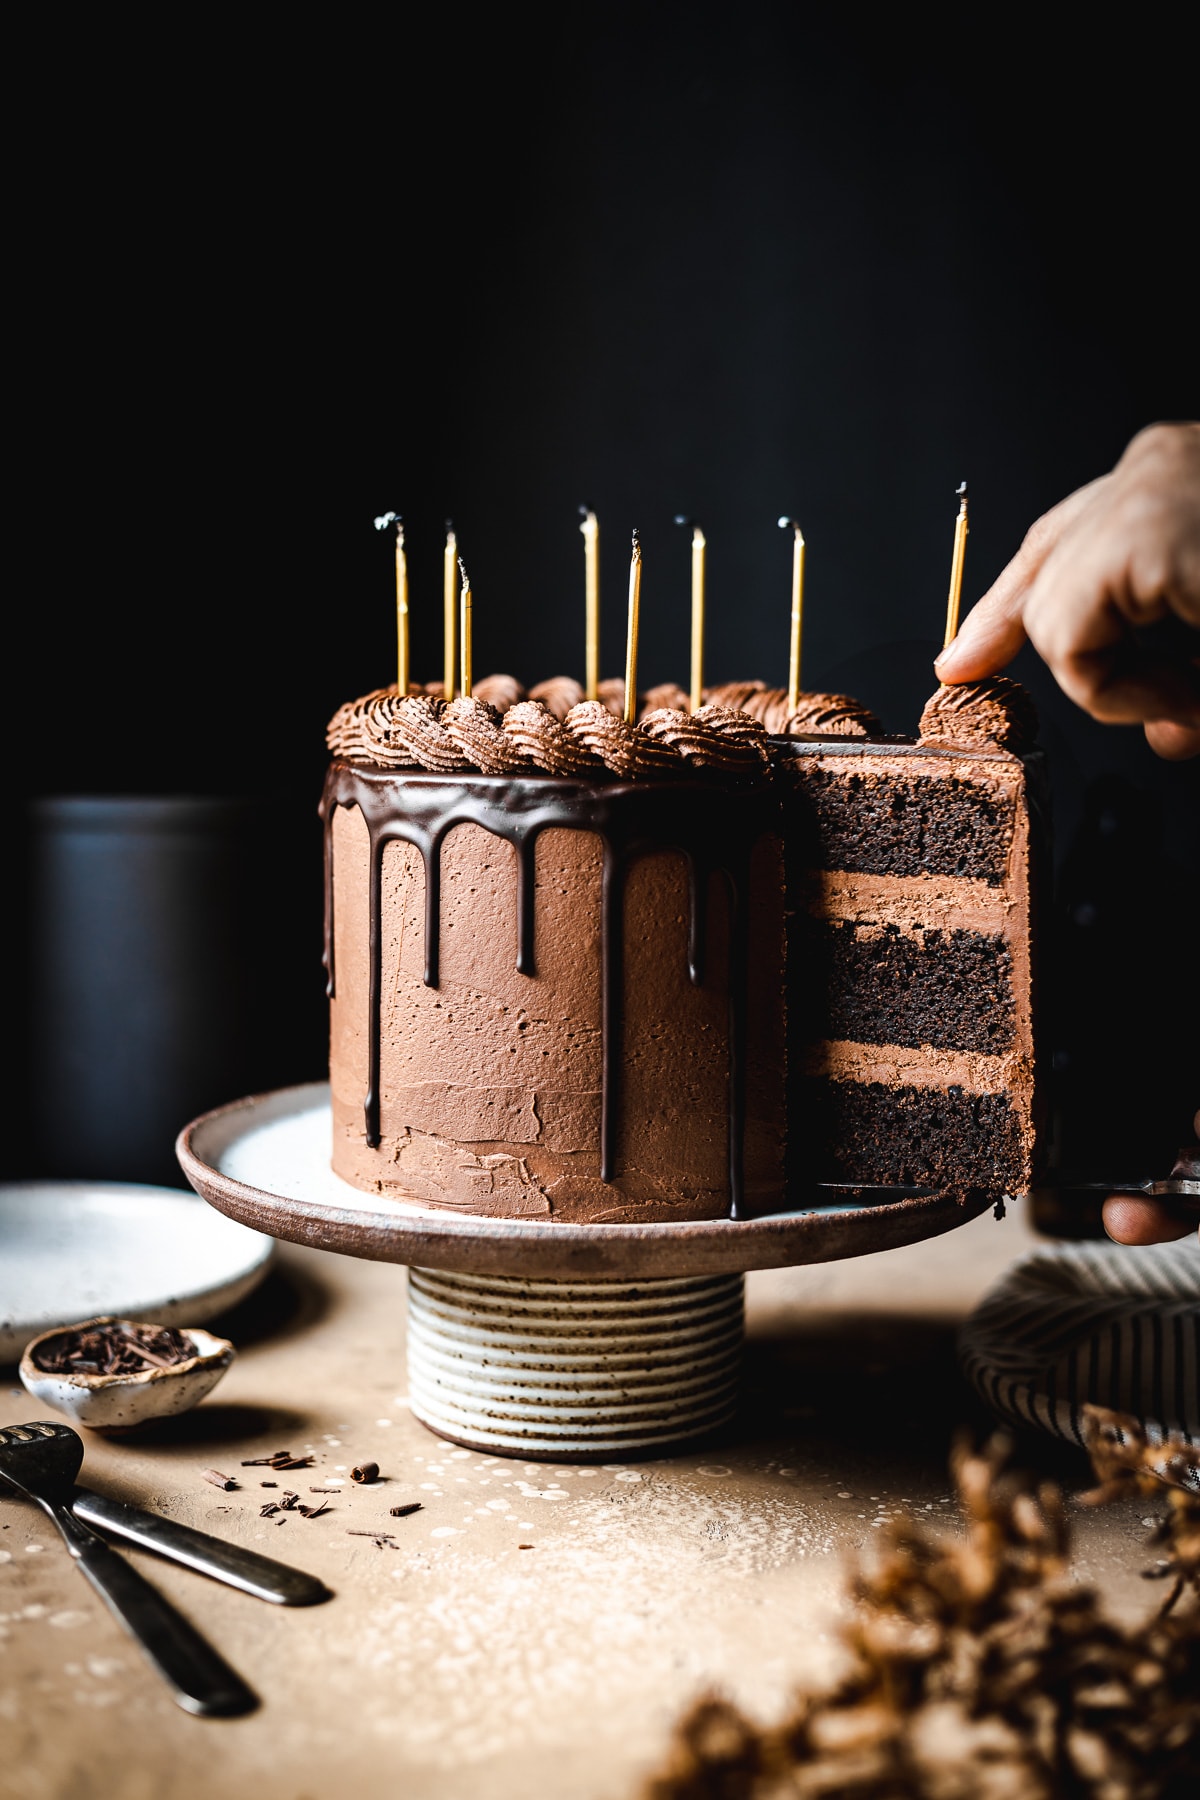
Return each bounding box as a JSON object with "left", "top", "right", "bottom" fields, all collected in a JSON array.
[
  {"left": 240, "top": 1451, "right": 315, "bottom": 1469},
  {"left": 32, "top": 1320, "right": 196, "bottom": 1377},
  {"left": 259, "top": 1503, "right": 280, "bottom": 1517},
  {"left": 640, "top": 1411, "right": 1200, "bottom": 1799},
  {"left": 297, "top": 1501, "right": 331, "bottom": 1519},
  {"left": 347, "top": 1530, "right": 397, "bottom": 1549},
  {"left": 201, "top": 1469, "right": 237, "bottom": 1490},
  {"left": 389, "top": 1503, "right": 423, "bottom": 1518},
  {"left": 351, "top": 1462, "right": 380, "bottom": 1484}
]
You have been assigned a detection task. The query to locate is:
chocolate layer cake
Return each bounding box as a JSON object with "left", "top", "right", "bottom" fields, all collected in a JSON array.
[
  {"left": 322, "top": 696, "right": 787, "bottom": 1223},
  {"left": 322, "top": 671, "right": 1042, "bottom": 1220},
  {"left": 778, "top": 677, "right": 1044, "bottom": 1198}
]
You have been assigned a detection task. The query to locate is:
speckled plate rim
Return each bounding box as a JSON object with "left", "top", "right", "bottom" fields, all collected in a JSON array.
[{"left": 177, "top": 1083, "right": 993, "bottom": 1280}]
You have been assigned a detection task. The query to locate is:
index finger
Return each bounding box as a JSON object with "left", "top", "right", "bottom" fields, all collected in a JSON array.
[{"left": 935, "top": 480, "right": 1103, "bottom": 682}]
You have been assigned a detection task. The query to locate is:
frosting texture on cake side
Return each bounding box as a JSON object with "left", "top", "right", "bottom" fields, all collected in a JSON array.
[{"left": 322, "top": 748, "right": 787, "bottom": 1224}]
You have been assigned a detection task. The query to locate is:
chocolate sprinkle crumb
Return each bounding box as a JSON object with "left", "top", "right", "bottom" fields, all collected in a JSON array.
[{"left": 241, "top": 1451, "right": 315, "bottom": 1470}]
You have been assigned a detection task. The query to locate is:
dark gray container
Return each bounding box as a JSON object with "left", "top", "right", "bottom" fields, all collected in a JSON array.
[{"left": 28, "top": 796, "right": 260, "bottom": 1187}]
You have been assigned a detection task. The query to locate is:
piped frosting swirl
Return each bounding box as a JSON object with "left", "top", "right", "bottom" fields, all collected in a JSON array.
[
  {"left": 328, "top": 669, "right": 1036, "bottom": 778},
  {"left": 918, "top": 676, "right": 1039, "bottom": 752},
  {"left": 502, "top": 700, "right": 600, "bottom": 775},
  {"left": 441, "top": 697, "right": 530, "bottom": 773},
  {"left": 641, "top": 705, "right": 771, "bottom": 771},
  {"left": 562, "top": 701, "right": 685, "bottom": 777}
]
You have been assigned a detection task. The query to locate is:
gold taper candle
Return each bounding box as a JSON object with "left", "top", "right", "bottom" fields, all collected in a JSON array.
[
  {"left": 443, "top": 523, "right": 457, "bottom": 699},
  {"left": 623, "top": 529, "right": 642, "bottom": 724},
  {"left": 374, "top": 512, "right": 408, "bottom": 694},
  {"left": 579, "top": 506, "right": 600, "bottom": 701},
  {"left": 943, "top": 482, "right": 969, "bottom": 648},
  {"left": 777, "top": 516, "right": 806, "bottom": 712},
  {"left": 674, "top": 515, "right": 706, "bottom": 711},
  {"left": 458, "top": 556, "right": 473, "bottom": 699}
]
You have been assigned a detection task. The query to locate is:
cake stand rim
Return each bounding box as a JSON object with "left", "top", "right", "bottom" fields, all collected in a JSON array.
[{"left": 175, "top": 1083, "right": 996, "bottom": 1279}]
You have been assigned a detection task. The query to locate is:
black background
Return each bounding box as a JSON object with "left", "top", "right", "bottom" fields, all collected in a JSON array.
[{"left": 7, "top": 6, "right": 1198, "bottom": 1184}]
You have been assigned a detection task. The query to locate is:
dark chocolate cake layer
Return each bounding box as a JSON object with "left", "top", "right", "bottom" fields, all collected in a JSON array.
[{"left": 794, "top": 919, "right": 1016, "bottom": 1054}]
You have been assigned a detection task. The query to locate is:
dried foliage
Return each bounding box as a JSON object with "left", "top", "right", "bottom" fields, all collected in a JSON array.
[{"left": 640, "top": 1408, "right": 1199, "bottom": 1800}]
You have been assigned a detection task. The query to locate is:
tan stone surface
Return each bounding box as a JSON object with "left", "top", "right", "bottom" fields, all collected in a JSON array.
[{"left": 0, "top": 1203, "right": 1157, "bottom": 1800}]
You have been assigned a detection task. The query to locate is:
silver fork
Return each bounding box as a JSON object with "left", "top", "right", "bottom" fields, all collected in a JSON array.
[{"left": 0, "top": 1420, "right": 257, "bottom": 1716}]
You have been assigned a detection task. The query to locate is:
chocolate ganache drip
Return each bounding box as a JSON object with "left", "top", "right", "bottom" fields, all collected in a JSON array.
[
  {"left": 321, "top": 764, "right": 780, "bottom": 1219},
  {"left": 918, "top": 676, "right": 1038, "bottom": 752}
]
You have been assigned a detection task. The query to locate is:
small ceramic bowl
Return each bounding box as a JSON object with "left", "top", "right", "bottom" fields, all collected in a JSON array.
[{"left": 19, "top": 1316, "right": 235, "bottom": 1432}]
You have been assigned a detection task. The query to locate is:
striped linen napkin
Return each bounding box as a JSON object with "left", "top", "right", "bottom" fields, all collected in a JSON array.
[{"left": 959, "top": 1235, "right": 1199, "bottom": 1448}]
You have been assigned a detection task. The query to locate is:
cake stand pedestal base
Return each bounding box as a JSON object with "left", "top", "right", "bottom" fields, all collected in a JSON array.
[
  {"left": 407, "top": 1268, "right": 743, "bottom": 1458},
  {"left": 177, "top": 1083, "right": 993, "bottom": 1462}
]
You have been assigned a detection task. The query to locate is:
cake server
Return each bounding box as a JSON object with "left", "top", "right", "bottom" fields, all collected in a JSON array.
[
  {"left": 0, "top": 1420, "right": 256, "bottom": 1717},
  {"left": 1046, "top": 1147, "right": 1200, "bottom": 1209},
  {"left": 71, "top": 1488, "right": 333, "bottom": 1606}
]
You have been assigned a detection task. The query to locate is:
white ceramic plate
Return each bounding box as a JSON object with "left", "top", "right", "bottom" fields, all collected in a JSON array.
[{"left": 0, "top": 1181, "right": 275, "bottom": 1363}]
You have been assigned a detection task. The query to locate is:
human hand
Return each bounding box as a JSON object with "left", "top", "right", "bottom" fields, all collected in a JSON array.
[
  {"left": 935, "top": 422, "right": 1200, "bottom": 759},
  {"left": 1102, "top": 1109, "right": 1200, "bottom": 1246}
]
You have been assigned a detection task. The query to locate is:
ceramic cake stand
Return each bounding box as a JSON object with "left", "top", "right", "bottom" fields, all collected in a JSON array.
[{"left": 178, "top": 1082, "right": 991, "bottom": 1463}]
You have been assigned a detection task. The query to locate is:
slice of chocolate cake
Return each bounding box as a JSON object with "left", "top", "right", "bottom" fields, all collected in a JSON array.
[{"left": 776, "top": 677, "right": 1044, "bottom": 1201}]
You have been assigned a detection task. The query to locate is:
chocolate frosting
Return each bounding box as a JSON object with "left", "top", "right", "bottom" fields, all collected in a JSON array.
[
  {"left": 376, "top": 696, "right": 473, "bottom": 771},
  {"left": 641, "top": 706, "right": 766, "bottom": 773},
  {"left": 704, "top": 678, "right": 768, "bottom": 713},
  {"left": 640, "top": 681, "right": 692, "bottom": 715},
  {"left": 327, "top": 674, "right": 887, "bottom": 776},
  {"left": 597, "top": 677, "right": 627, "bottom": 717},
  {"left": 918, "top": 677, "right": 1039, "bottom": 752},
  {"left": 441, "top": 697, "right": 529, "bottom": 773},
  {"left": 563, "top": 701, "right": 685, "bottom": 777},
  {"left": 783, "top": 693, "right": 882, "bottom": 738},
  {"left": 502, "top": 700, "right": 600, "bottom": 775},
  {"left": 471, "top": 672, "right": 524, "bottom": 714},
  {"left": 527, "top": 675, "right": 583, "bottom": 720},
  {"left": 700, "top": 681, "right": 880, "bottom": 738}
]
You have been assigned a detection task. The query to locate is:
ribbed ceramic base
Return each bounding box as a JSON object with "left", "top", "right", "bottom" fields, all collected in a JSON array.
[{"left": 406, "top": 1268, "right": 744, "bottom": 1459}]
